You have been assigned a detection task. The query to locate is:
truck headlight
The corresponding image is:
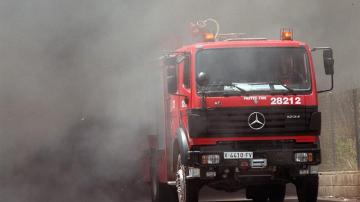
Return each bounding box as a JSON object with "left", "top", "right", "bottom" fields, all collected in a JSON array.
[
  {"left": 294, "top": 152, "right": 313, "bottom": 162},
  {"left": 201, "top": 154, "right": 220, "bottom": 164}
]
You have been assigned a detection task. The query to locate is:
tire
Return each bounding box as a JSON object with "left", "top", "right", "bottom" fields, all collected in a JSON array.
[
  {"left": 252, "top": 195, "right": 268, "bottom": 202},
  {"left": 151, "top": 181, "right": 177, "bottom": 202},
  {"left": 150, "top": 164, "right": 160, "bottom": 202},
  {"left": 176, "top": 154, "right": 201, "bottom": 202},
  {"left": 246, "top": 183, "right": 285, "bottom": 202},
  {"left": 150, "top": 151, "right": 177, "bottom": 202},
  {"left": 150, "top": 150, "right": 159, "bottom": 202},
  {"left": 268, "top": 183, "right": 286, "bottom": 202},
  {"left": 294, "top": 175, "right": 319, "bottom": 202},
  {"left": 246, "top": 186, "right": 268, "bottom": 202}
]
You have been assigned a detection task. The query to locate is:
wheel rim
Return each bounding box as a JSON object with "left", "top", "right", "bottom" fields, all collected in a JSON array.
[{"left": 176, "top": 156, "right": 186, "bottom": 202}]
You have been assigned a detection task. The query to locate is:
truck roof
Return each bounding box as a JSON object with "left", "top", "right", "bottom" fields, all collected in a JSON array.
[{"left": 179, "top": 40, "right": 308, "bottom": 51}]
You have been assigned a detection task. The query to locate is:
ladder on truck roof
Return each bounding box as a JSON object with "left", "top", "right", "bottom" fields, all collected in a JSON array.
[
  {"left": 217, "top": 33, "right": 267, "bottom": 41},
  {"left": 192, "top": 18, "right": 267, "bottom": 42}
]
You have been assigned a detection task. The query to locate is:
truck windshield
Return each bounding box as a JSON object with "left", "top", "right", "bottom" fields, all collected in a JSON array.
[{"left": 196, "top": 47, "right": 311, "bottom": 95}]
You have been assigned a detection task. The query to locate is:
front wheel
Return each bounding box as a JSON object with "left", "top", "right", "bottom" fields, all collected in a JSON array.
[
  {"left": 176, "top": 154, "right": 201, "bottom": 202},
  {"left": 294, "top": 175, "right": 319, "bottom": 202}
]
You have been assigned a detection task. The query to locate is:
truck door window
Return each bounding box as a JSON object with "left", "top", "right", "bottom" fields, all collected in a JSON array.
[
  {"left": 167, "top": 64, "right": 178, "bottom": 94},
  {"left": 183, "top": 55, "right": 190, "bottom": 89}
]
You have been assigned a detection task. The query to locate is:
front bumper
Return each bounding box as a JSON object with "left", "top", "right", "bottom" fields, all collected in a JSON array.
[{"left": 186, "top": 141, "right": 320, "bottom": 181}]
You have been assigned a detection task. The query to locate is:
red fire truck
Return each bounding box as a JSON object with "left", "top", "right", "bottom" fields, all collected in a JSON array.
[{"left": 146, "top": 19, "right": 334, "bottom": 202}]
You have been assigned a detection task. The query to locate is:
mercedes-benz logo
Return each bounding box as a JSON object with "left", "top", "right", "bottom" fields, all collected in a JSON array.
[{"left": 248, "top": 112, "right": 266, "bottom": 130}]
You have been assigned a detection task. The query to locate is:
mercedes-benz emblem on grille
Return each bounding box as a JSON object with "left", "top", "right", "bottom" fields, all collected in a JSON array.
[{"left": 248, "top": 112, "right": 266, "bottom": 130}]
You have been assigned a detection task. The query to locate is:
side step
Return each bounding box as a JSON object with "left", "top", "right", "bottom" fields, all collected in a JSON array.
[{"left": 167, "top": 181, "right": 176, "bottom": 186}]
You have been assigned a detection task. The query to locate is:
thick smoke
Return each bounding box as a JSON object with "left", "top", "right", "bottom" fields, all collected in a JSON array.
[{"left": 0, "top": 0, "right": 359, "bottom": 201}]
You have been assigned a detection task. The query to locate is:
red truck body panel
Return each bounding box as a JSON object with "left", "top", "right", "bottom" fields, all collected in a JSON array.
[{"left": 157, "top": 39, "right": 321, "bottom": 183}]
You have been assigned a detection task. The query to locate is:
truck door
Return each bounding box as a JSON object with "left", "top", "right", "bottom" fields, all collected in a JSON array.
[
  {"left": 164, "top": 62, "right": 180, "bottom": 145},
  {"left": 178, "top": 54, "right": 191, "bottom": 134}
]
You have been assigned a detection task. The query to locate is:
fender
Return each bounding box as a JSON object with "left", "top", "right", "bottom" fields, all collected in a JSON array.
[{"left": 176, "top": 127, "right": 190, "bottom": 166}]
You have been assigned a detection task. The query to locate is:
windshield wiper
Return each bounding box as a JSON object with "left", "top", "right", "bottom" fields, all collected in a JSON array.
[
  {"left": 206, "top": 83, "right": 247, "bottom": 94},
  {"left": 246, "top": 82, "right": 296, "bottom": 94},
  {"left": 267, "top": 82, "right": 295, "bottom": 94}
]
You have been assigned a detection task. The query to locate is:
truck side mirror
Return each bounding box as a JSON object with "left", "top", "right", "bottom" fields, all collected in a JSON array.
[
  {"left": 197, "top": 72, "right": 209, "bottom": 86},
  {"left": 323, "top": 49, "right": 334, "bottom": 75},
  {"left": 167, "top": 66, "right": 177, "bottom": 94},
  {"left": 312, "top": 47, "right": 335, "bottom": 93}
]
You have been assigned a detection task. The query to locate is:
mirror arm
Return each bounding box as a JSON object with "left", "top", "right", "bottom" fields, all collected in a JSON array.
[
  {"left": 197, "top": 86, "right": 208, "bottom": 110},
  {"left": 317, "top": 74, "right": 334, "bottom": 94},
  {"left": 201, "top": 91, "right": 207, "bottom": 110}
]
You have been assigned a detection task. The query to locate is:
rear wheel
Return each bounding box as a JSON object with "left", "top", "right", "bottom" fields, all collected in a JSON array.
[
  {"left": 151, "top": 181, "right": 177, "bottom": 202},
  {"left": 294, "top": 175, "right": 319, "bottom": 202},
  {"left": 268, "top": 183, "right": 286, "bottom": 202},
  {"left": 246, "top": 183, "right": 285, "bottom": 202},
  {"left": 246, "top": 186, "right": 268, "bottom": 202},
  {"left": 150, "top": 151, "right": 177, "bottom": 202},
  {"left": 176, "top": 154, "right": 201, "bottom": 202}
]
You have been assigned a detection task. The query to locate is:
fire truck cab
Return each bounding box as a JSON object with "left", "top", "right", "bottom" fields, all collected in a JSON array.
[{"left": 149, "top": 22, "right": 334, "bottom": 202}]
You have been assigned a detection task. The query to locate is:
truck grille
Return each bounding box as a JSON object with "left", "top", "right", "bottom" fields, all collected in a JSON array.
[{"left": 187, "top": 106, "right": 318, "bottom": 137}]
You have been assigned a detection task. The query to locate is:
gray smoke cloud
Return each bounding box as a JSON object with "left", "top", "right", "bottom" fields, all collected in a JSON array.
[{"left": 0, "top": 0, "right": 359, "bottom": 201}]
